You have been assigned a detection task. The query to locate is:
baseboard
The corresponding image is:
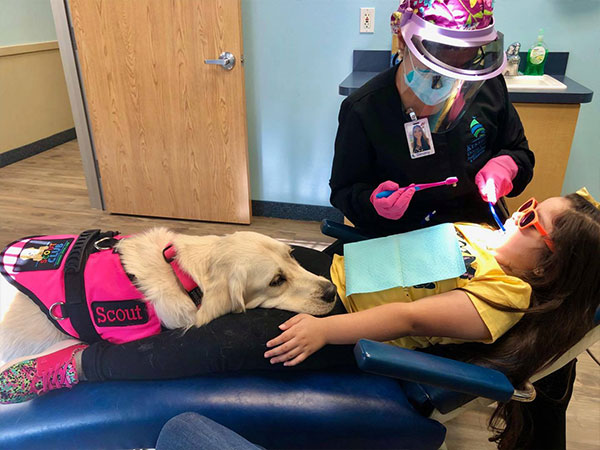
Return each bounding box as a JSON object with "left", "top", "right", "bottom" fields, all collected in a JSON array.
[
  {"left": 0, "top": 128, "right": 76, "bottom": 168},
  {"left": 252, "top": 200, "right": 343, "bottom": 223},
  {"left": 0, "top": 137, "right": 342, "bottom": 224}
]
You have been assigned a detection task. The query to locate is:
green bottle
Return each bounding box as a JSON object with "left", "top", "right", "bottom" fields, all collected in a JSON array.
[{"left": 524, "top": 29, "right": 548, "bottom": 76}]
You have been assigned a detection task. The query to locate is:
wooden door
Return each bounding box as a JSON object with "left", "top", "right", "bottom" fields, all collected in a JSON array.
[{"left": 68, "top": 0, "right": 251, "bottom": 223}]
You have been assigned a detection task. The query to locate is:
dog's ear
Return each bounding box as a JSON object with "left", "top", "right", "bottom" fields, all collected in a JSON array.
[{"left": 228, "top": 269, "right": 247, "bottom": 313}]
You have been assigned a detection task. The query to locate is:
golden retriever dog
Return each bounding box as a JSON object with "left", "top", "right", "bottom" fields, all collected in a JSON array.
[{"left": 0, "top": 228, "right": 337, "bottom": 364}]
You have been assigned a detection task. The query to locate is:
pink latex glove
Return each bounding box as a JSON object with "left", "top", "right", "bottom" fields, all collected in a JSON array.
[
  {"left": 370, "top": 181, "right": 416, "bottom": 220},
  {"left": 475, "top": 155, "right": 518, "bottom": 204}
]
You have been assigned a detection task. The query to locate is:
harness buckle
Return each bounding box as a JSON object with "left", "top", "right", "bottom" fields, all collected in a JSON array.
[
  {"left": 49, "top": 302, "right": 67, "bottom": 321},
  {"left": 94, "top": 237, "right": 117, "bottom": 251},
  {"left": 163, "top": 244, "right": 175, "bottom": 263}
]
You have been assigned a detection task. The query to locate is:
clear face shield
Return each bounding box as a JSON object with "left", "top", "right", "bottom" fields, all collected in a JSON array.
[{"left": 397, "top": 10, "right": 506, "bottom": 132}]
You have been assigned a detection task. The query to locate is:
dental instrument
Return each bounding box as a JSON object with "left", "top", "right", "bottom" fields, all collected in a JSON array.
[
  {"left": 481, "top": 178, "right": 505, "bottom": 232},
  {"left": 489, "top": 202, "right": 506, "bottom": 232},
  {"left": 376, "top": 176, "right": 458, "bottom": 199}
]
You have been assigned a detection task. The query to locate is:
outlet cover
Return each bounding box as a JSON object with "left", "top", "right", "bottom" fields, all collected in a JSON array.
[{"left": 360, "top": 7, "right": 375, "bottom": 33}]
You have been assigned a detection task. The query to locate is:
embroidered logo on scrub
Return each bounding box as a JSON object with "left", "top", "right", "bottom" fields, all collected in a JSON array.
[
  {"left": 470, "top": 117, "right": 486, "bottom": 138},
  {"left": 91, "top": 300, "right": 149, "bottom": 327},
  {"left": 15, "top": 238, "right": 73, "bottom": 272},
  {"left": 466, "top": 116, "right": 487, "bottom": 163}
]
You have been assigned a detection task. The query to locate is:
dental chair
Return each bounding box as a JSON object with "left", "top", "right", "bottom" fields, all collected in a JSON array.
[{"left": 0, "top": 221, "right": 598, "bottom": 450}]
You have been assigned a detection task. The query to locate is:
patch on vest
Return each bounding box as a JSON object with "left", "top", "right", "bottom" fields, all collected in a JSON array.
[
  {"left": 14, "top": 238, "right": 73, "bottom": 272},
  {"left": 91, "top": 300, "right": 150, "bottom": 327}
]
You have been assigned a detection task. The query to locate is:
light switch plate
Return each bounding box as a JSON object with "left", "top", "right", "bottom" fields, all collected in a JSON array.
[{"left": 360, "top": 7, "right": 375, "bottom": 33}]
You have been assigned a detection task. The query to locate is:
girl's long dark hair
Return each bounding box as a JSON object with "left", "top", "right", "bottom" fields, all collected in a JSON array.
[{"left": 433, "top": 193, "right": 600, "bottom": 449}]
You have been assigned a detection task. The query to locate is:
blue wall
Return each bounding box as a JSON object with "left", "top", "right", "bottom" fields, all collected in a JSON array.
[
  {"left": 2, "top": 0, "right": 597, "bottom": 202},
  {"left": 242, "top": 0, "right": 400, "bottom": 206},
  {"left": 241, "top": 0, "right": 599, "bottom": 205},
  {"left": 0, "top": 0, "right": 57, "bottom": 46}
]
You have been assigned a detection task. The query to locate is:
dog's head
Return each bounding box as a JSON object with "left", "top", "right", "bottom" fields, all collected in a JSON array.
[{"left": 176, "top": 231, "right": 338, "bottom": 326}]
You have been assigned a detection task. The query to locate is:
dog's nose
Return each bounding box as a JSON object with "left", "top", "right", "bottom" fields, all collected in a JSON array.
[{"left": 321, "top": 282, "right": 338, "bottom": 303}]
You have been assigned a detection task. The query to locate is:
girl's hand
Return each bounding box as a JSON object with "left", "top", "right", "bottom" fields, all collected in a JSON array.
[{"left": 264, "top": 314, "right": 327, "bottom": 366}]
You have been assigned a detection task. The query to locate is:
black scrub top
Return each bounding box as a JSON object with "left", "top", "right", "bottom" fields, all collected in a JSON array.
[{"left": 330, "top": 64, "right": 534, "bottom": 236}]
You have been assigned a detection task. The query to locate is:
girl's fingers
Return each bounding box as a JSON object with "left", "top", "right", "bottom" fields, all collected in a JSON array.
[
  {"left": 283, "top": 352, "right": 309, "bottom": 367},
  {"left": 265, "top": 328, "right": 295, "bottom": 348},
  {"left": 278, "top": 314, "right": 304, "bottom": 330},
  {"left": 265, "top": 340, "right": 291, "bottom": 358},
  {"left": 269, "top": 347, "right": 302, "bottom": 365}
]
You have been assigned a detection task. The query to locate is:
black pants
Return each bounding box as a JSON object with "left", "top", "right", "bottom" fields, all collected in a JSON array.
[{"left": 82, "top": 246, "right": 355, "bottom": 381}]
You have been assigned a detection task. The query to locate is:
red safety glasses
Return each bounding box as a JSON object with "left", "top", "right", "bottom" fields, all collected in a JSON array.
[{"left": 516, "top": 198, "right": 554, "bottom": 252}]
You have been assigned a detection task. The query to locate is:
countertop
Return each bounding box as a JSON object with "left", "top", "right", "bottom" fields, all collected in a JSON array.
[{"left": 339, "top": 50, "right": 593, "bottom": 104}]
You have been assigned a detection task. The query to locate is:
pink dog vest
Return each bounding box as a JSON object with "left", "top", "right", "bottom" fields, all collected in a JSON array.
[{"left": 0, "top": 230, "right": 162, "bottom": 344}]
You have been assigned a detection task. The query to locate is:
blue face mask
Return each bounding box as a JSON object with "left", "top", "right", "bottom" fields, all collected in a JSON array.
[{"left": 404, "top": 55, "right": 455, "bottom": 106}]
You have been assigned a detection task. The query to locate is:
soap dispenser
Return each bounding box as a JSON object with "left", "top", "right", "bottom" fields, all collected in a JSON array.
[{"left": 524, "top": 29, "right": 548, "bottom": 76}]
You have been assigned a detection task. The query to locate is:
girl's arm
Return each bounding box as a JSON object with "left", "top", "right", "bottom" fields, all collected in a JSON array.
[{"left": 264, "top": 289, "right": 491, "bottom": 366}]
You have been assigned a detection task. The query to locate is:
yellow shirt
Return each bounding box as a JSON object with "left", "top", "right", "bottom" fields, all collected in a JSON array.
[{"left": 330, "top": 223, "right": 531, "bottom": 349}]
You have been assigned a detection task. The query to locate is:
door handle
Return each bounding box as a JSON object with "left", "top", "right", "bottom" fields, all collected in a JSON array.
[{"left": 204, "top": 52, "right": 236, "bottom": 71}]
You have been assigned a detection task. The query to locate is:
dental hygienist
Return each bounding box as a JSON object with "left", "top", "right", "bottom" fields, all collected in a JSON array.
[
  {"left": 330, "top": 2, "right": 575, "bottom": 449},
  {"left": 330, "top": 0, "right": 534, "bottom": 236}
]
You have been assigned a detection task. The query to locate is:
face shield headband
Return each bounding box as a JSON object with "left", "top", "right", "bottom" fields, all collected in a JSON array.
[{"left": 399, "top": 10, "right": 506, "bottom": 81}]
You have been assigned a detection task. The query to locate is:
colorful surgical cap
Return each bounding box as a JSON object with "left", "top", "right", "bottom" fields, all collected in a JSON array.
[
  {"left": 576, "top": 187, "right": 600, "bottom": 209},
  {"left": 391, "top": 0, "right": 495, "bottom": 33}
]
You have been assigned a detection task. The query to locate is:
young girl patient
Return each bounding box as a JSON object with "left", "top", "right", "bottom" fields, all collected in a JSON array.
[
  {"left": 265, "top": 190, "right": 599, "bottom": 367},
  {"left": 1, "top": 190, "right": 599, "bottom": 446}
]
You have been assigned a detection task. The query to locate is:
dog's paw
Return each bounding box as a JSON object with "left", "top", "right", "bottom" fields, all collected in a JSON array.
[{"left": 194, "top": 310, "right": 215, "bottom": 328}]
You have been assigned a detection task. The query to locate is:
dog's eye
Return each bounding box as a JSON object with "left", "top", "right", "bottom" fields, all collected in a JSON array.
[{"left": 269, "top": 274, "right": 286, "bottom": 287}]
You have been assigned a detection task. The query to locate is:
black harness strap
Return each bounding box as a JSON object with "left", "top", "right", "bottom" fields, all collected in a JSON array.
[{"left": 63, "top": 229, "right": 118, "bottom": 343}]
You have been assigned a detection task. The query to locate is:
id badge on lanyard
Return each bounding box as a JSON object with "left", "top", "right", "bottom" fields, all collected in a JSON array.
[{"left": 404, "top": 109, "right": 435, "bottom": 159}]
